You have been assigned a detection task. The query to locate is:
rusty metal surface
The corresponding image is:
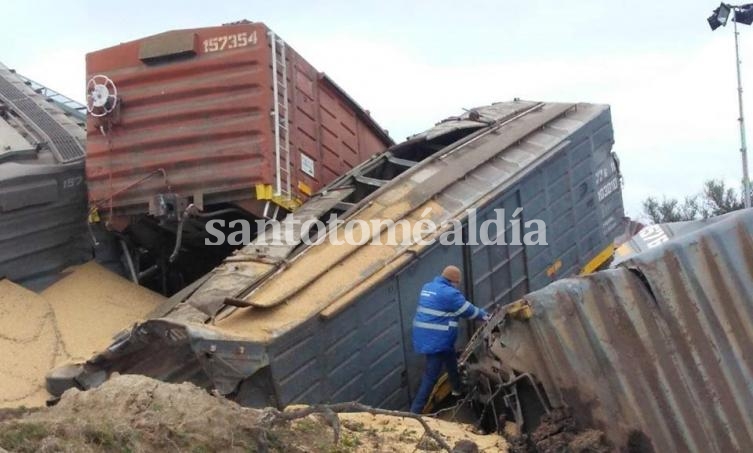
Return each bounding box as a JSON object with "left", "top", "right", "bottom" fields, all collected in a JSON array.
[
  {"left": 85, "top": 22, "right": 392, "bottom": 219},
  {"left": 478, "top": 209, "right": 753, "bottom": 452},
  {"left": 138, "top": 30, "right": 199, "bottom": 61}
]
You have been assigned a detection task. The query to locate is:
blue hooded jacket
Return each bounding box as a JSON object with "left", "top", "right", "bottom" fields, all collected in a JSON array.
[{"left": 411, "top": 276, "right": 488, "bottom": 354}]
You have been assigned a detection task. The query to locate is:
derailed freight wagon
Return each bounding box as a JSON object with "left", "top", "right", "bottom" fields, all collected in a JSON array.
[
  {"left": 55, "top": 100, "right": 625, "bottom": 410},
  {"left": 84, "top": 20, "right": 393, "bottom": 294},
  {"left": 86, "top": 20, "right": 392, "bottom": 220},
  {"left": 0, "top": 63, "right": 88, "bottom": 290},
  {"left": 464, "top": 210, "right": 753, "bottom": 452}
]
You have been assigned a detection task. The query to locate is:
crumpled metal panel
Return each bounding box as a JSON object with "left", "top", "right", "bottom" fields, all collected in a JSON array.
[
  {"left": 87, "top": 319, "right": 268, "bottom": 396},
  {"left": 489, "top": 209, "right": 753, "bottom": 452}
]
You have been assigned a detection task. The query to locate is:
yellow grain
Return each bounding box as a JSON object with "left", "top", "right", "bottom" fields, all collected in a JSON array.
[
  {"left": 42, "top": 262, "right": 165, "bottom": 360},
  {"left": 0, "top": 262, "right": 165, "bottom": 408}
]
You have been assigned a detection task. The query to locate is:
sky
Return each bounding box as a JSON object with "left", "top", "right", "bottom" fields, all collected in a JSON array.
[{"left": 1, "top": 0, "right": 748, "bottom": 221}]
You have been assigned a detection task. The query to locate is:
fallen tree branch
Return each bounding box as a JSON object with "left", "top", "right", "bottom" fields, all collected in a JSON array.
[
  {"left": 266, "top": 402, "right": 453, "bottom": 452},
  {"left": 315, "top": 406, "right": 341, "bottom": 445}
]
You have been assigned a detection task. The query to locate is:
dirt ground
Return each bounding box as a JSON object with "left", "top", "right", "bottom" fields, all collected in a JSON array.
[{"left": 0, "top": 374, "right": 507, "bottom": 453}]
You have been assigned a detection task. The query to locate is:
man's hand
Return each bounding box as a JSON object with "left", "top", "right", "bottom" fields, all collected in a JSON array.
[{"left": 482, "top": 312, "right": 492, "bottom": 322}]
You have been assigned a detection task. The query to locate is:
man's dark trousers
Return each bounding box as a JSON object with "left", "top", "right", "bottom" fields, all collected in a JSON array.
[{"left": 410, "top": 350, "right": 461, "bottom": 414}]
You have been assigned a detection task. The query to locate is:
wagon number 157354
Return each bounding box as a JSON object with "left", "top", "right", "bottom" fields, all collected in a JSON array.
[{"left": 203, "top": 31, "right": 258, "bottom": 53}]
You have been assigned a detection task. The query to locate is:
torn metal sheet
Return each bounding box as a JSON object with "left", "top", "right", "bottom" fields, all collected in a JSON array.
[
  {"left": 468, "top": 208, "right": 753, "bottom": 452},
  {"left": 175, "top": 187, "right": 356, "bottom": 317},
  {"left": 612, "top": 213, "right": 734, "bottom": 265},
  {"left": 85, "top": 319, "right": 268, "bottom": 396}
]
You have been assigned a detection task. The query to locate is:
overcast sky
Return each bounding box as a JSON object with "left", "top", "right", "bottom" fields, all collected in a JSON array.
[{"left": 1, "top": 0, "right": 747, "bottom": 220}]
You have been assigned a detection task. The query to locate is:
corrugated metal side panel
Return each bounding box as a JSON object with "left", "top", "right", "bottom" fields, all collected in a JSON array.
[
  {"left": 521, "top": 106, "right": 622, "bottom": 290},
  {"left": 497, "top": 210, "right": 753, "bottom": 452},
  {"left": 588, "top": 109, "right": 623, "bottom": 239},
  {"left": 0, "top": 162, "right": 88, "bottom": 290},
  {"left": 623, "top": 210, "right": 753, "bottom": 452},
  {"left": 268, "top": 278, "right": 409, "bottom": 409},
  {"left": 467, "top": 105, "right": 622, "bottom": 304},
  {"left": 86, "top": 23, "right": 390, "bottom": 216},
  {"left": 288, "top": 58, "right": 388, "bottom": 196},
  {"left": 467, "top": 188, "right": 529, "bottom": 309},
  {"left": 266, "top": 318, "right": 323, "bottom": 406},
  {"left": 86, "top": 23, "right": 274, "bottom": 213}
]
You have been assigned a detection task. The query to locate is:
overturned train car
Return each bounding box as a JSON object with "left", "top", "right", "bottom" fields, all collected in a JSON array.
[
  {"left": 463, "top": 209, "right": 753, "bottom": 452},
  {"left": 56, "top": 100, "right": 625, "bottom": 411},
  {"left": 0, "top": 63, "right": 88, "bottom": 290}
]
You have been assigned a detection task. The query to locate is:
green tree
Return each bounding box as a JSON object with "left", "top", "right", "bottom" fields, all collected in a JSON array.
[{"left": 642, "top": 179, "right": 744, "bottom": 224}]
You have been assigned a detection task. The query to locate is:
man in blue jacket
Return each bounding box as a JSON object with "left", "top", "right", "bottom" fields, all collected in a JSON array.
[{"left": 410, "top": 265, "right": 489, "bottom": 414}]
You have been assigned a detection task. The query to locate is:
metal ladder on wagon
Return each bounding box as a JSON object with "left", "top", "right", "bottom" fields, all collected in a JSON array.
[{"left": 260, "top": 31, "right": 300, "bottom": 218}]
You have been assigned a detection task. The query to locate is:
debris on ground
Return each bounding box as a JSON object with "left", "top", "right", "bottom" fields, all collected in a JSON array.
[
  {"left": 0, "top": 263, "right": 164, "bottom": 408},
  {"left": 504, "top": 407, "right": 609, "bottom": 453},
  {"left": 0, "top": 375, "right": 507, "bottom": 452}
]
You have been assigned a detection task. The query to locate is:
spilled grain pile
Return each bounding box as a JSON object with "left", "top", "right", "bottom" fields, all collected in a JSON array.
[
  {"left": 0, "top": 281, "right": 62, "bottom": 408},
  {"left": 0, "top": 263, "right": 164, "bottom": 408},
  {"left": 40, "top": 262, "right": 165, "bottom": 360}
]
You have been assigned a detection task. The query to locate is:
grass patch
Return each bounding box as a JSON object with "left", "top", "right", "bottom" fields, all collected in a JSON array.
[
  {"left": 398, "top": 428, "right": 418, "bottom": 443},
  {"left": 316, "top": 431, "right": 362, "bottom": 452},
  {"left": 340, "top": 432, "right": 361, "bottom": 448},
  {"left": 295, "top": 418, "right": 319, "bottom": 433},
  {"left": 0, "top": 422, "right": 49, "bottom": 452},
  {"left": 82, "top": 424, "right": 136, "bottom": 452}
]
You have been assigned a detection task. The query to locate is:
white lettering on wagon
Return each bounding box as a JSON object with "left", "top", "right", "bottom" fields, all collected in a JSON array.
[{"left": 203, "top": 31, "right": 258, "bottom": 53}]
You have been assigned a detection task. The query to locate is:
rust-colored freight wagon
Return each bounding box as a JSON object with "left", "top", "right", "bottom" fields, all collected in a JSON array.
[{"left": 85, "top": 21, "right": 392, "bottom": 226}]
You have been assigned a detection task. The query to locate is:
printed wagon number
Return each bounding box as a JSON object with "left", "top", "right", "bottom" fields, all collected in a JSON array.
[
  {"left": 203, "top": 31, "right": 258, "bottom": 53},
  {"left": 596, "top": 177, "right": 619, "bottom": 202},
  {"left": 62, "top": 176, "right": 83, "bottom": 189}
]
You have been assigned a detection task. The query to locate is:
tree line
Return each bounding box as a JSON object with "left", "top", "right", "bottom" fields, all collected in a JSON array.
[{"left": 642, "top": 179, "right": 745, "bottom": 223}]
